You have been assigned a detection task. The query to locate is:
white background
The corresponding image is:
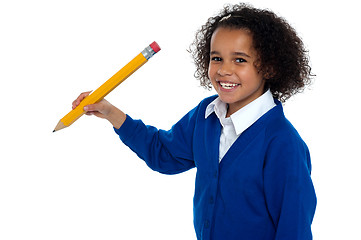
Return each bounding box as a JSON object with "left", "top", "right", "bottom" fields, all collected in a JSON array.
[{"left": 1, "top": 0, "right": 360, "bottom": 239}]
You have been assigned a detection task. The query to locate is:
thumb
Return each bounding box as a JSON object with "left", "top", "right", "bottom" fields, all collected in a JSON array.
[
  {"left": 84, "top": 101, "right": 106, "bottom": 111},
  {"left": 83, "top": 100, "right": 112, "bottom": 117}
]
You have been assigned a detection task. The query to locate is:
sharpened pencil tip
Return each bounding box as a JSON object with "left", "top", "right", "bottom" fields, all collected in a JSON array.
[
  {"left": 53, "top": 130, "right": 56, "bottom": 133},
  {"left": 54, "top": 121, "right": 66, "bottom": 132}
]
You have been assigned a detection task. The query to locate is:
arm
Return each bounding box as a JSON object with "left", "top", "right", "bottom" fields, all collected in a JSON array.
[
  {"left": 73, "top": 91, "right": 197, "bottom": 174},
  {"left": 264, "top": 135, "right": 317, "bottom": 240},
  {"left": 114, "top": 109, "right": 197, "bottom": 174}
]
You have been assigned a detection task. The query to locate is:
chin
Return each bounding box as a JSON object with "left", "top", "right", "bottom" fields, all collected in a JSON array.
[{"left": 218, "top": 95, "right": 239, "bottom": 104}]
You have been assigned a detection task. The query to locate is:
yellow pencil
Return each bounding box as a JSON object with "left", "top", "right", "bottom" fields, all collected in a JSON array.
[{"left": 53, "top": 41, "right": 161, "bottom": 132}]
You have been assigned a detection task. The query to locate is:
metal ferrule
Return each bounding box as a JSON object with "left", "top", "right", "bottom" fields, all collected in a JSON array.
[{"left": 141, "top": 45, "right": 156, "bottom": 60}]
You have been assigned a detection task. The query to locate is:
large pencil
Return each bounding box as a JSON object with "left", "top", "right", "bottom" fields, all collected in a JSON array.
[{"left": 53, "top": 41, "right": 161, "bottom": 132}]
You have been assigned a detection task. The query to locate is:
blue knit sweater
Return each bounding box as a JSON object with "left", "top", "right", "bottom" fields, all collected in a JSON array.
[{"left": 114, "top": 95, "right": 316, "bottom": 240}]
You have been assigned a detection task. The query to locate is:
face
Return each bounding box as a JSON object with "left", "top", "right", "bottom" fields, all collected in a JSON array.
[{"left": 208, "top": 27, "right": 266, "bottom": 116}]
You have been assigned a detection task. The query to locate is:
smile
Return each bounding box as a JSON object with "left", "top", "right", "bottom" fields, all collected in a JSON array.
[{"left": 218, "top": 81, "right": 240, "bottom": 90}]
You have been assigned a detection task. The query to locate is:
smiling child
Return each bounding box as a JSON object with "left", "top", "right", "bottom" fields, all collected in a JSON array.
[{"left": 73, "top": 3, "right": 317, "bottom": 240}]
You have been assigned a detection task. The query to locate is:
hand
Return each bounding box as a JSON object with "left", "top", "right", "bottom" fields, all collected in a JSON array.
[
  {"left": 72, "top": 91, "right": 111, "bottom": 119},
  {"left": 72, "top": 91, "right": 127, "bottom": 129}
]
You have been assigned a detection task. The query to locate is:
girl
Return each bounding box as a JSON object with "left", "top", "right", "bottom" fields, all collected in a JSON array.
[{"left": 73, "top": 3, "right": 316, "bottom": 239}]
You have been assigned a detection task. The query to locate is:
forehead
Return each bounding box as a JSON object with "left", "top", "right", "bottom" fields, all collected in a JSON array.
[{"left": 210, "top": 27, "right": 254, "bottom": 54}]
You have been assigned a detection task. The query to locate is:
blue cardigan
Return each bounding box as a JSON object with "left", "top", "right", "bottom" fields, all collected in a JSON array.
[{"left": 114, "top": 95, "right": 316, "bottom": 240}]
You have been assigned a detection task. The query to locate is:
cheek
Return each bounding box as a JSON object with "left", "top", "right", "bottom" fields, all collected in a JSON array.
[
  {"left": 207, "top": 65, "right": 217, "bottom": 80},
  {"left": 207, "top": 67, "right": 218, "bottom": 88},
  {"left": 238, "top": 68, "right": 263, "bottom": 84},
  {"left": 207, "top": 65, "right": 212, "bottom": 79}
]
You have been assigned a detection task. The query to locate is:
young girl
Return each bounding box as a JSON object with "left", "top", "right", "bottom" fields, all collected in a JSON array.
[{"left": 73, "top": 3, "right": 316, "bottom": 239}]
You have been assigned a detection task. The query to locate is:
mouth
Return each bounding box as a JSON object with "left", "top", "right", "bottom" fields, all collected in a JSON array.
[{"left": 217, "top": 81, "right": 240, "bottom": 90}]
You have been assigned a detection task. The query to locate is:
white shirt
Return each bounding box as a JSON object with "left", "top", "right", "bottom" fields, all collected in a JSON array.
[{"left": 205, "top": 89, "right": 276, "bottom": 161}]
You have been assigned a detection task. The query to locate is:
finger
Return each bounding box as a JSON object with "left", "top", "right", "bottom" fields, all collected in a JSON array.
[
  {"left": 85, "top": 111, "right": 96, "bottom": 116},
  {"left": 83, "top": 101, "right": 111, "bottom": 118},
  {"left": 77, "top": 91, "right": 92, "bottom": 105},
  {"left": 83, "top": 102, "right": 102, "bottom": 113},
  {"left": 84, "top": 107, "right": 105, "bottom": 119},
  {"left": 72, "top": 100, "right": 78, "bottom": 109},
  {"left": 72, "top": 91, "right": 92, "bottom": 109}
]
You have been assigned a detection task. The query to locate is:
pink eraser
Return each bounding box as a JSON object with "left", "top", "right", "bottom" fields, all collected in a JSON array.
[{"left": 150, "top": 41, "right": 161, "bottom": 53}]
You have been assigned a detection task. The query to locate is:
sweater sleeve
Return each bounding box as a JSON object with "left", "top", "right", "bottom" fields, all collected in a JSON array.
[
  {"left": 113, "top": 107, "right": 198, "bottom": 174},
  {"left": 263, "top": 132, "right": 317, "bottom": 240}
]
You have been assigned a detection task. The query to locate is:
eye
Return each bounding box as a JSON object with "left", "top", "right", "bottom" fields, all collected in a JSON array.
[
  {"left": 211, "top": 56, "right": 222, "bottom": 62},
  {"left": 235, "top": 58, "right": 247, "bottom": 63}
]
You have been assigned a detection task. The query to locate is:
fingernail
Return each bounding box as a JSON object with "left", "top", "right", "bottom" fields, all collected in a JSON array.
[{"left": 84, "top": 106, "right": 88, "bottom": 111}]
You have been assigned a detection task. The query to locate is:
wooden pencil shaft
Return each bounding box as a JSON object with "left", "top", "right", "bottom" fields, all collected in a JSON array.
[
  {"left": 60, "top": 53, "right": 147, "bottom": 127},
  {"left": 53, "top": 42, "right": 160, "bottom": 132}
]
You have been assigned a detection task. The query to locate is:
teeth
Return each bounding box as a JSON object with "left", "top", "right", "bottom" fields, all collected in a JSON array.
[{"left": 220, "top": 82, "right": 238, "bottom": 89}]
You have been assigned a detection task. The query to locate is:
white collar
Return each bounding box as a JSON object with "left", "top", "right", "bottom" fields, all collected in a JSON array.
[{"left": 205, "top": 89, "right": 276, "bottom": 135}]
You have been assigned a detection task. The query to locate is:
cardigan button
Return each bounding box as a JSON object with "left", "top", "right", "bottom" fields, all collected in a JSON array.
[{"left": 210, "top": 196, "right": 214, "bottom": 204}]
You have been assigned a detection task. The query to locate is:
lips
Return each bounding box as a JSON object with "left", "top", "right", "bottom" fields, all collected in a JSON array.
[{"left": 217, "top": 81, "right": 240, "bottom": 90}]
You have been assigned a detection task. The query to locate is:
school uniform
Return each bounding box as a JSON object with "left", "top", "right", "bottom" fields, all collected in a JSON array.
[{"left": 114, "top": 90, "right": 317, "bottom": 240}]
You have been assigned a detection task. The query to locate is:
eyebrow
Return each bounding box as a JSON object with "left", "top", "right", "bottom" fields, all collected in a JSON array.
[{"left": 210, "top": 51, "right": 251, "bottom": 58}]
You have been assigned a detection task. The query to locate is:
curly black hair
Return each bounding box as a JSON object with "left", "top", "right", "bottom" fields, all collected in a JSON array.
[{"left": 190, "top": 3, "right": 313, "bottom": 102}]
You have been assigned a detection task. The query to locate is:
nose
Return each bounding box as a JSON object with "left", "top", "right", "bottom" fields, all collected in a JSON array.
[{"left": 217, "top": 61, "right": 233, "bottom": 76}]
